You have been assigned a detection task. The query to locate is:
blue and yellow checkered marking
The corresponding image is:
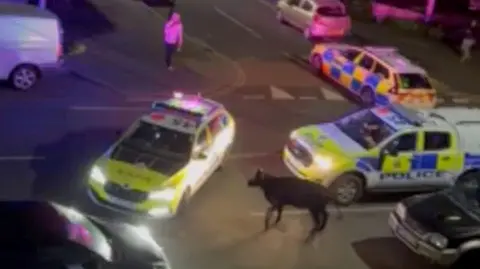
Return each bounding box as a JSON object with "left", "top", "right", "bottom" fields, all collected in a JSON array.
[{"left": 322, "top": 49, "right": 390, "bottom": 106}]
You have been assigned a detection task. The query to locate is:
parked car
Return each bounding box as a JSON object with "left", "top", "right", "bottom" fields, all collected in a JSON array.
[
  {"left": 0, "top": 3, "right": 63, "bottom": 91},
  {"left": 276, "top": 0, "right": 351, "bottom": 40}
]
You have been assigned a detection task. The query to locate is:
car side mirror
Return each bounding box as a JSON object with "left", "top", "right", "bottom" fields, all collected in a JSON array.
[{"left": 194, "top": 151, "right": 207, "bottom": 160}]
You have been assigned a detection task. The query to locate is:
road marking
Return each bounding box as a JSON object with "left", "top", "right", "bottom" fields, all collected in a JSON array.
[
  {"left": 227, "top": 152, "right": 273, "bottom": 160},
  {"left": 0, "top": 156, "right": 45, "bottom": 161},
  {"left": 213, "top": 7, "right": 263, "bottom": 39},
  {"left": 254, "top": 0, "right": 276, "bottom": 11},
  {"left": 270, "top": 85, "right": 294, "bottom": 100},
  {"left": 243, "top": 94, "right": 266, "bottom": 100},
  {"left": 298, "top": 96, "right": 318, "bottom": 100},
  {"left": 69, "top": 106, "right": 146, "bottom": 111},
  {"left": 249, "top": 205, "right": 394, "bottom": 216},
  {"left": 452, "top": 98, "right": 470, "bottom": 104},
  {"left": 320, "top": 87, "right": 345, "bottom": 101}
]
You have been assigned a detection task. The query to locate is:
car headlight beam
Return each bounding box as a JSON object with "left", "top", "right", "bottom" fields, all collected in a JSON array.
[
  {"left": 149, "top": 188, "right": 176, "bottom": 200},
  {"left": 314, "top": 155, "right": 332, "bottom": 170},
  {"left": 90, "top": 166, "right": 107, "bottom": 184}
]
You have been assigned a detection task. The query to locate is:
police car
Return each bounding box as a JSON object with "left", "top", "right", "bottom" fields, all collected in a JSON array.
[
  {"left": 87, "top": 92, "right": 235, "bottom": 217},
  {"left": 310, "top": 44, "right": 437, "bottom": 109},
  {"left": 283, "top": 103, "right": 480, "bottom": 205}
]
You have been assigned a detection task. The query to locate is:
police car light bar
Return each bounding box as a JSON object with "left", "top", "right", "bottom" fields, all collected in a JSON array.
[
  {"left": 173, "top": 91, "right": 183, "bottom": 98},
  {"left": 152, "top": 101, "right": 203, "bottom": 118},
  {"left": 389, "top": 104, "right": 425, "bottom": 126}
]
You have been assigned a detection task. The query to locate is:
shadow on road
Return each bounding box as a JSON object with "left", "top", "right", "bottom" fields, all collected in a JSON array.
[
  {"left": 352, "top": 237, "right": 439, "bottom": 269},
  {"left": 47, "top": 0, "right": 114, "bottom": 43},
  {"left": 30, "top": 128, "right": 120, "bottom": 206}
]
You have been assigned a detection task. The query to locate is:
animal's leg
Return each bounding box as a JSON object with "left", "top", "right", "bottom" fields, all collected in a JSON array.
[
  {"left": 304, "top": 208, "right": 328, "bottom": 243},
  {"left": 264, "top": 205, "right": 275, "bottom": 231},
  {"left": 274, "top": 205, "right": 284, "bottom": 225}
]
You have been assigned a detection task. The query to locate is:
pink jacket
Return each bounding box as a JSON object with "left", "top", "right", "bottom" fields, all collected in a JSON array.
[{"left": 164, "top": 13, "right": 184, "bottom": 45}]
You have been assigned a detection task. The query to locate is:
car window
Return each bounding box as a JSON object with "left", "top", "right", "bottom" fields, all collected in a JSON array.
[
  {"left": 387, "top": 133, "right": 417, "bottom": 152},
  {"left": 398, "top": 73, "right": 432, "bottom": 89},
  {"left": 316, "top": 5, "right": 346, "bottom": 16},
  {"left": 301, "top": 0, "right": 314, "bottom": 11},
  {"left": 373, "top": 63, "right": 390, "bottom": 79},
  {"left": 208, "top": 114, "right": 227, "bottom": 137},
  {"left": 358, "top": 55, "right": 375, "bottom": 70},
  {"left": 424, "top": 132, "right": 451, "bottom": 151},
  {"left": 287, "top": 0, "right": 301, "bottom": 6},
  {"left": 341, "top": 49, "right": 360, "bottom": 61}
]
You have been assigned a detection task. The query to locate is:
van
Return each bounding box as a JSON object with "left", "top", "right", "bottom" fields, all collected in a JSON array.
[{"left": 0, "top": 3, "right": 63, "bottom": 91}]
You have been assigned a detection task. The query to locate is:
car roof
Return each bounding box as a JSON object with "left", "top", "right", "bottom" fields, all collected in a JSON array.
[
  {"left": 0, "top": 3, "right": 56, "bottom": 19},
  {"left": 362, "top": 46, "right": 427, "bottom": 74},
  {"left": 143, "top": 94, "right": 224, "bottom": 133},
  {"left": 0, "top": 201, "right": 68, "bottom": 246}
]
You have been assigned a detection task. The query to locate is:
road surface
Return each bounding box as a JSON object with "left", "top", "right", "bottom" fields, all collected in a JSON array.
[{"left": 0, "top": 0, "right": 473, "bottom": 268}]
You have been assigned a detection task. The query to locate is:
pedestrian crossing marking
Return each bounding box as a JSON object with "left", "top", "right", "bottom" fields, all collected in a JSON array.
[
  {"left": 320, "top": 87, "right": 346, "bottom": 101},
  {"left": 270, "top": 85, "right": 294, "bottom": 100}
]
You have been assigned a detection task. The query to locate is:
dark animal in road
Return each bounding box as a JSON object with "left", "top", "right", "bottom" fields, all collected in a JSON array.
[{"left": 247, "top": 168, "right": 343, "bottom": 242}]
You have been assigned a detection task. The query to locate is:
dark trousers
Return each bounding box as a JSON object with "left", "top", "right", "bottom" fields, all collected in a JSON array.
[{"left": 165, "top": 43, "right": 176, "bottom": 67}]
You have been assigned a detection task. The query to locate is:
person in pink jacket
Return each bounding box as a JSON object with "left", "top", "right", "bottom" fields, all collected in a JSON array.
[{"left": 164, "top": 11, "right": 184, "bottom": 71}]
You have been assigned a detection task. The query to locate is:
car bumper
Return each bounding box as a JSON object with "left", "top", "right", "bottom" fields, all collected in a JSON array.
[
  {"left": 388, "top": 212, "right": 458, "bottom": 266},
  {"left": 39, "top": 60, "right": 64, "bottom": 76},
  {"left": 282, "top": 147, "right": 335, "bottom": 185},
  {"left": 88, "top": 181, "right": 175, "bottom": 218}
]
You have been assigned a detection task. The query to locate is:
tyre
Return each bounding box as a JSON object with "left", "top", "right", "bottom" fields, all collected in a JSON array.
[
  {"left": 175, "top": 187, "right": 191, "bottom": 216},
  {"left": 311, "top": 53, "right": 323, "bottom": 71},
  {"left": 360, "top": 86, "right": 375, "bottom": 107},
  {"left": 276, "top": 10, "right": 286, "bottom": 24},
  {"left": 9, "top": 64, "right": 39, "bottom": 91},
  {"left": 329, "top": 173, "right": 364, "bottom": 205}
]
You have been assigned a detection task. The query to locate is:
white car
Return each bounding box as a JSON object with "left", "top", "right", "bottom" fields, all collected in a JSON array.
[{"left": 276, "top": 0, "right": 351, "bottom": 40}]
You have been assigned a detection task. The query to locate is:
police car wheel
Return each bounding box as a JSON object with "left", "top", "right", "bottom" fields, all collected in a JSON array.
[
  {"left": 330, "top": 174, "right": 364, "bottom": 205},
  {"left": 311, "top": 54, "right": 323, "bottom": 71},
  {"left": 360, "top": 87, "right": 375, "bottom": 107}
]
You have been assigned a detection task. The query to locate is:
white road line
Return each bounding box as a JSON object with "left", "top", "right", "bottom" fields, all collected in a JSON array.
[
  {"left": 320, "top": 87, "right": 346, "bottom": 101},
  {"left": 0, "top": 156, "right": 45, "bottom": 161},
  {"left": 254, "top": 0, "right": 276, "bottom": 11},
  {"left": 452, "top": 98, "right": 470, "bottom": 104},
  {"left": 69, "top": 106, "right": 147, "bottom": 111},
  {"left": 213, "top": 7, "right": 263, "bottom": 39},
  {"left": 249, "top": 205, "right": 394, "bottom": 216},
  {"left": 227, "top": 152, "right": 273, "bottom": 160},
  {"left": 270, "top": 85, "right": 294, "bottom": 100},
  {"left": 298, "top": 96, "right": 318, "bottom": 100},
  {"left": 243, "top": 94, "right": 266, "bottom": 100}
]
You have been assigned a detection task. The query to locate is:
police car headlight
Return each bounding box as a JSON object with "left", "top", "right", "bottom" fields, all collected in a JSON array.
[
  {"left": 149, "top": 188, "right": 176, "bottom": 200},
  {"left": 395, "top": 203, "right": 406, "bottom": 220},
  {"left": 90, "top": 166, "right": 106, "bottom": 185},
  {"left": 314, "top": 156, "right": 332, "bottom": 170},
  {"left": 428, "top": 233, "right": 448, "bottom": 249},
  {"left": 289, "top": 131, "right": 297, "bottom": 139}
]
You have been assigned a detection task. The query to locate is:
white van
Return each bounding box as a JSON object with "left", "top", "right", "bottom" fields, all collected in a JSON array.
[{"left": 0, "top": 3, "right": 63, "bottom": 90}]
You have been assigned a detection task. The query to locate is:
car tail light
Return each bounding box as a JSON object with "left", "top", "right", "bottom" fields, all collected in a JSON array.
[{"left": 57, "top": 43, "right": 63, "bottom": 58}]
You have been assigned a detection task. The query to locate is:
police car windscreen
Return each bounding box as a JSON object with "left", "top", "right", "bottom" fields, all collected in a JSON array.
[
  {"left": 398, "top": 73, "right": 432, "bottom": 89},
  {"left": 335, "top": 110, "right": 395, "bottom": 149},
  {"left": 117, "top": 121, "right": 193, "bottom": 157}
]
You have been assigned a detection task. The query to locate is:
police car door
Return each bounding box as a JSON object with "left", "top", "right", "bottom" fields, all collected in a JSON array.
[
  {"left": 379, "top": 131, "right": 418, "bottom": 188},
  {"left": 418, "top": 131, "right": 462, "bottom": 187},
  {"left": 207, "top": 112, "right": 231, "bottom": 168},
  {"left": 189, "top": 126, "right": 213, "bottom": 193}
]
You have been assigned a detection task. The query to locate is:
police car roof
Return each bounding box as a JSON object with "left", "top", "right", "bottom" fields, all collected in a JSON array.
[
  {"left": 363, "top": 46, "right": 427, "bottom": 74},
  {"left": 153, "top": 94, "right": 223, "bottom": 118}
]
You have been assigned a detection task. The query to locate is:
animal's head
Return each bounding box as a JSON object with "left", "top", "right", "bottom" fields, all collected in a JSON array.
[{"left": 247, "top": 168, "right": 265, "bottom": 187}]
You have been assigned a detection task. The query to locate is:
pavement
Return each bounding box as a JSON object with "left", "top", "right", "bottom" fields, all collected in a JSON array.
[{"left": 0, "top": 0, "right": 478, "bottom": 268}]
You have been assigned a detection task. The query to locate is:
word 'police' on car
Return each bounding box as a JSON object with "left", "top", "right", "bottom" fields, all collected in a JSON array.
[
  {"left": 283, "top": 104, "right": 480, "bottom": 205},
  {"left": 87, "top": 92, "right": 235, "bottom": 217}
]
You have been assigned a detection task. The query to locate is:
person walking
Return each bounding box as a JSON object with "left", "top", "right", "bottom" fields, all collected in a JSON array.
[
  {"left": 460, "top": 20, "right": 477, "bottom": 62},
  {"left": 163, "top": 11, "right": 184, "bottom": 71}
]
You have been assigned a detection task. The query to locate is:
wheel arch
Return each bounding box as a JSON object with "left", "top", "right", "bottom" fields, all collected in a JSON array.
[{"left": 9, "top": 63, "right": 42, "bottom": 78}]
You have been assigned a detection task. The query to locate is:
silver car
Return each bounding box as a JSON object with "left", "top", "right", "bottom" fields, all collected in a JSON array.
[{"left": 276, "top": 0, "right": 351, "bottom": 39}]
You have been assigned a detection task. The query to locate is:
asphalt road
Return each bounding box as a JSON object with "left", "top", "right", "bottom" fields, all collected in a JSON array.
[{"left": 0, "top": 0, "right": 470, "bottom": 268}]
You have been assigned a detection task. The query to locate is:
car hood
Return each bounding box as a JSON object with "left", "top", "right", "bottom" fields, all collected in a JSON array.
[
  {"left": 89, "top": 216, "right": 167, "bottom": 266},
  {"left": 97, "top": 158, "right": 186, "bottom": 190},
  {"left": 407, "top": 192, "right": 480, "bottom": 239},
  {"left": 295, "top": 123, "right": 364, "bottom": 156}
]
